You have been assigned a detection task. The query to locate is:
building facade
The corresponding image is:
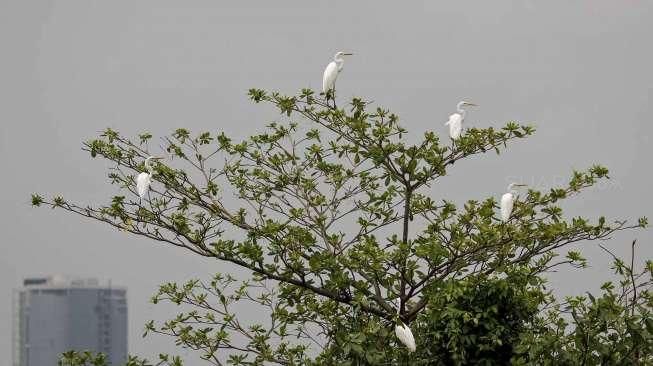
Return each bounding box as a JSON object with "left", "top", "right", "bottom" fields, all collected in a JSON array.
[{"left": 12, "top": 276, "right": 127, "bottom": 366}]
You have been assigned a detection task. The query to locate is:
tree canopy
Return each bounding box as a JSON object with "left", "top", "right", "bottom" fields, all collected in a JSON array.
[{"left": 35, "top": 88, "right": 651, "bottom": 365}]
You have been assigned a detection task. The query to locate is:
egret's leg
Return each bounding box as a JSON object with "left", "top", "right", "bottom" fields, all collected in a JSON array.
[
  {"left": 146, "top": 189, "right": 153, "bottom": 209},
  {"left": 450, "top": 138, "right": 456, "bottom": 165},
  {"left": 325, "top": 89, "right": 332, "bottom": 108}
]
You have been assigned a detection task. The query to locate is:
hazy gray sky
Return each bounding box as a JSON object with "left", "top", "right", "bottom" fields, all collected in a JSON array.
[{"left": 1, "top": 1, "right": 652, "bottom": 363}]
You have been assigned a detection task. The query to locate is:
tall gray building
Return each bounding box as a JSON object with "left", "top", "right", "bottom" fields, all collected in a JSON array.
[{"left": 12, "top": 276, "right": 128, "bottom": 366}]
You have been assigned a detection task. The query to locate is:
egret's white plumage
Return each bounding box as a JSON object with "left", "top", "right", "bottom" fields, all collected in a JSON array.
[
  {"left": 445, "top": 101, "right": 477, "bottom": 140},
  {"left": 395, "top": 323, "right": 416, "bottom": 353},
  {"left": 445, "top": 113, "right": 463, "bottom": 139},
  {"left": 322, "top": 51, "right": 352, "bottom": 94},
  {"left": 136, "top": 172, "right": 151, "bottom": 199},
  {"left": 136, "top": 156, "right": 161, "bottom": 200},
  {"left": 322, "top": 62, "right": 339, "bottom": 94},
  {"left": 500, "top": 183, "right": 526, "bottom": 222}
]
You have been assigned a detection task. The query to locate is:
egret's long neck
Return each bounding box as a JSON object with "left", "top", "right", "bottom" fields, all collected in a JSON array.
[
  {"left": 334, "top": 57, "right": 344, "bottom": 70},
  {"left": 456, "top": 102, "right": 465, "bottom": 115},
  {"left": 508, "top": 184, "right": 518, "bottom": 196},
  {"left": 456, "top": 102, "right": 467, "bottom": 119}
]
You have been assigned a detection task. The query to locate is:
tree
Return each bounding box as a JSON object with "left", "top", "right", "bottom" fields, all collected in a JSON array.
[{"left": 36, "top": 88, "right": 650, "bottom": 365}]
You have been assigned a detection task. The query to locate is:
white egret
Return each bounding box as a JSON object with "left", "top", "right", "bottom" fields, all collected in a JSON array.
[
  {"left": 445, "top": 101, "right": 477, "bottom": 140},
  {"left": 136, "top": 156, "right": 162, "bottom": 200},
  {"left": 500, "top": 183, "right": 527, "bottom": 222},
  {"left": 395, "top": 322, "right": 416, "bottom": 353},
  {"left": 322, "top": 51, "right": 353, "bottom": 98}
]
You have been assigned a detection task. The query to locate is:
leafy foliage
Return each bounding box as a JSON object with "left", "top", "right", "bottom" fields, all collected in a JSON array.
[
  {"left": 513, "top": 242, "right": 653, "bottom": 365},
  {"left": 58, "top": 350, "right": 182, "bottom": 366},
  {"left": 37, "top": 88, "right": 650, "bottom": 365}
]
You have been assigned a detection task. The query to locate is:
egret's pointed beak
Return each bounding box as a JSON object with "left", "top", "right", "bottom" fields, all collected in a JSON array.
[
  {"left": 514, "top": 184, "right": 527, "bottom": 187},
  {"left": 466, "top": 102, "right": 478, "bottom": 107},
  {"left": 343, "top": 53, "right": 354, "bottom": 56}
]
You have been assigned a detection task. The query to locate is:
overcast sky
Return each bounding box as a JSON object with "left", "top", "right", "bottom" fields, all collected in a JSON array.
[{"left": 1, "top": 1, "right": 652, "bottom": 363}]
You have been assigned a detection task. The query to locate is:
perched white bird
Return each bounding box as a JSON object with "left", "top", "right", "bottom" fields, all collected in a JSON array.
[
  {"left": 445, "top": 101, "right": 477, "bottom": 140},
  {"left": 322, "top": 51, "right": 353, "bottom": 95},
  {"left": 500, "top": 183, "right": 526, "bottom": 222},
  {"left": 136, "top": 156, "right": 162, "bottom": 200},
  {"left": 395, "top": 322, "right": 416, "bottom": 353}
]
